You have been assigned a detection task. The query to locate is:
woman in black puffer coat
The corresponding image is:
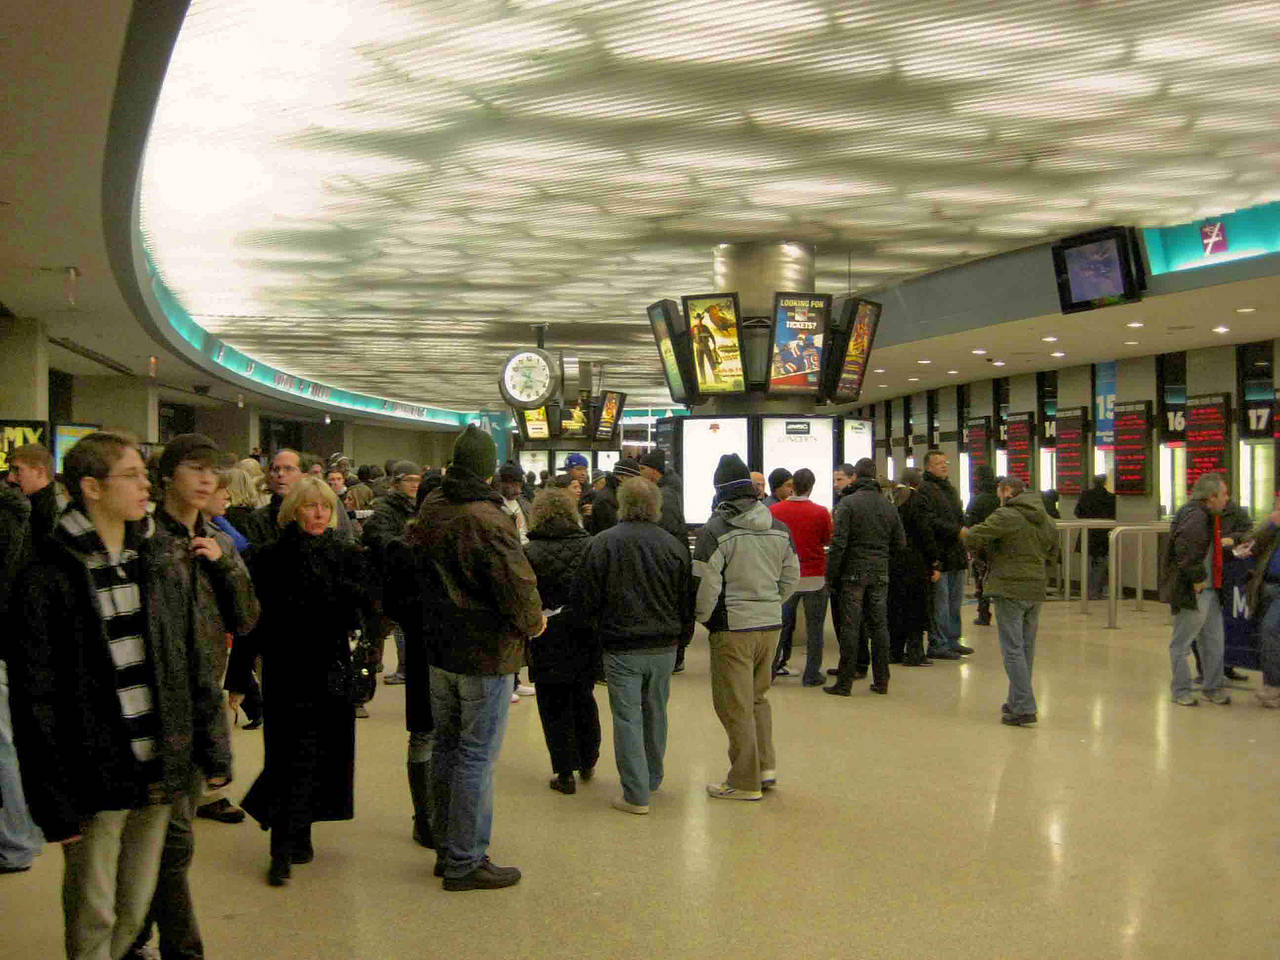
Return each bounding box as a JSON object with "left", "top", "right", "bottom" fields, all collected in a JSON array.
[{"left": 525, "top": 486, "right": 600, "bottom": 795}]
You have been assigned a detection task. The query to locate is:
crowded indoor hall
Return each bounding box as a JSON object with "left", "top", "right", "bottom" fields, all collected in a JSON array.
[{"left": 3, "top": 1, "right": 1279, "bottom": 957}]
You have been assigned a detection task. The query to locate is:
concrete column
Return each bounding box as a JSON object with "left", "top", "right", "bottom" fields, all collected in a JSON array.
[
  {"left": 72, "top": 376, "right": 159, "bottom": 442},
  {"left": 937, "top": 386, "right": 960, "bottom": 466},
  {"left": 0, "top": 317, "right": 49, "bottom": 421}
]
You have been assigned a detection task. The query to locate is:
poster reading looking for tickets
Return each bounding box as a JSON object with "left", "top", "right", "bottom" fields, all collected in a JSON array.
[
  {"left": 682, "top": 294, "right": 744, "bottom": 395},
  {"left": 0, "top": 420, "right": 49, "bottom": 473},
  {"left": 770, "top": 293, "right": 829, "bottom": 394}
]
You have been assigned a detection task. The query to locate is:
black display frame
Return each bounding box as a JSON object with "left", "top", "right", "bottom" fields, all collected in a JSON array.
[
  {"left": 820, "top": 296, "right": 883, "bottom": 404},
  {"left": 592, "top": 390, "right": 627, "bottom": 443},
  {"left": 1054, "top": 405, "right": 1090, "bottom": 495},
  {"left": 681, "top": 292, "right": 746, "bottom": 402},
  {"left": 1050, "top": 226, "right": 1144, "bottom": 314},
  {"left": 646, "top": 299, "right": 697, "bottom": 405},
  {"left": 1112, "top": 400, "right": 1152, "bottom": 496}
]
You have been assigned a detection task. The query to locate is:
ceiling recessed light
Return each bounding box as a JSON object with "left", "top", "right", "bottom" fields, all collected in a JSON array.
[
  {"left": 971, "top": 348, "right": 987, "bottom": 355},
  {"left": 1041, "top": 336, "right": 1058, "bottom": 342},
  {"left": 917, "top": 359, "right": 932, "bottom": 365},
  {"left": 1212, "top": 325, "right": 1230, "bottom": 334},
  {"left": 992, "top": 360, "right": 1006, "bottom": 367},
  {"left": 873, "top": 368, "right": 886, "bottom": 373},
  {"left": 1123, "top": 340, "right": 1139, "bottom": 345},
  {"left": 907, "top": 377, "right": 920, "bottom": 382},
  {"left": 878, "top": 383, "right": 888, "bottom": 388},
  {"left": 946, "top": 369, "right": 959, "bottom": 374},
  {"left": 1050, "top": 351, "right": 1066, "bottom": 358},
  {"left": 1235, "top": 307, "right": 1256, "bottom": 314},
  {"left": 1126, "top": 321, "right": 1144, "bottom": 328}
]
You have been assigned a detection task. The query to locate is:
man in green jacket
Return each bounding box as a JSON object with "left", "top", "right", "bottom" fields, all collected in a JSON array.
[{"left": 961, "top": 477, "right": 1059, "bottom": 727}]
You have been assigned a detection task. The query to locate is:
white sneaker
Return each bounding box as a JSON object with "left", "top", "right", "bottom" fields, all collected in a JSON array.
[
  {"left": 611, "top": 798, "right": 649, "bottom": 815},
  {"left": 510, "top": 692, "right": 520, "bottom": 704},
  {"left": 515, "top": 684, "right": 536, "bottom": 697},
  {"left": 706, "top": 782, "right": 763, "bottom": 801},
  {"left": 760, "top": 769, "right": 777, "bottom": 790}
]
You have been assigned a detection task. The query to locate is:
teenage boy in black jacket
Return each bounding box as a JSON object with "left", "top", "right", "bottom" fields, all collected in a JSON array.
[{"left": 8, "top": 432, "right": 230, "bottom": 960}]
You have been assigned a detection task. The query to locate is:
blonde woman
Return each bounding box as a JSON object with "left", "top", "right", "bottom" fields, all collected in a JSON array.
[
  {"left": 226, "top": 477, "right": 377, "bottom": 886},
  {"left": 237, "top": 457, "right": 270, "bottom": 506}
]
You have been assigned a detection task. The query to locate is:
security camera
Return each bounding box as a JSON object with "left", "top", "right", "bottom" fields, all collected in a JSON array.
[{"left": 193, "top": 384, "right": 211, "bottom": 396}]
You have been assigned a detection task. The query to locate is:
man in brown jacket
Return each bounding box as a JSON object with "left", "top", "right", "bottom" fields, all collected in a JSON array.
[{"left": 406, "top": 426, "right": 544, "bottom": 891}]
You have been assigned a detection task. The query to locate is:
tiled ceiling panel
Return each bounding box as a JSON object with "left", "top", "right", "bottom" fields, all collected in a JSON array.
[{"left": 140, "top": 0, "right": 1280, "bottom": 406}]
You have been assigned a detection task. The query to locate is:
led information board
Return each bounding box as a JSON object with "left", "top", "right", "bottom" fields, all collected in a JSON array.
[
  {"left": 1005, "top": 412, "right": 1035, "bottom": 487},
  {"left": 1055, "top": 406, "right": 1088, "bottom": 495},
  {"left": 769, "top": 293, "right": 829, "bottom": 395},
  {"left": 761, "top": 417, "right": 835, "bottom": 512},
  {"left": 1113, "top": 401, "right": 1151, "bottom": 496},
  {"left": 681, "top": 417, "right": 750, "bottom": 525},
  {"left": 1185, "top": 394, "right": 1230, "bottom": 493},
  {"left": 967, "top": 416, "right": 992, "bottom": 495},
  {"left": 683, "top": 294, "right": 744, "bottom": 395}
]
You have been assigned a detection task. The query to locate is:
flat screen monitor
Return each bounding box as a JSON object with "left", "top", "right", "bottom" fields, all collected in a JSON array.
[
  {"left": 761, "top": 417, "right": 835, "bottom": 512},
  {"left": 593, "top": 390, "right": 626, "bottom": 442},
  {"left": 682, "top": 293, "right": 745, "bottom": 396},
  {"left": 647, "top": 300, "right": 692, "bottom": 404},
  {"left": 517, "top": 450, "right": 549, "bottom": 480},
  {"left": 1051, "top": 226, "right": 1143, "bottom": 314},
  {"left": 596, "top": 450, "right": 620, "bottom": 472},
  {"left": 843, "top": 418, "right": 874, "bottom": 465},
  {"left": 826, "top": 298, "right": 882, "bottom": 403},
  {"left": 681, "top": 416, "right": 749, "bottom": 525},
  {"left": 770, "top": 293, "right": 829, "bottom": 395}
]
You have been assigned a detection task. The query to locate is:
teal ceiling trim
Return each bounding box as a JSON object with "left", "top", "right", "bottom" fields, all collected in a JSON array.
[{"left": 1144, "top": 201, "right": 1280, "bottom": 276}]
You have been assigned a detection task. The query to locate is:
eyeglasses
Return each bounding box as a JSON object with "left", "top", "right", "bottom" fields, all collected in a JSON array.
[{"left": 105, "top": 471, "right": 150, "bottom": 484}]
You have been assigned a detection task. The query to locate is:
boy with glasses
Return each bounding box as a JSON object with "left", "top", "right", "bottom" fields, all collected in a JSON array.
[{"left": 7, "top": 432, "right": 232, "bottom": 960}]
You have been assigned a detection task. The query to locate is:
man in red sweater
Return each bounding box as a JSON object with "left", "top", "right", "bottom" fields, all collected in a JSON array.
[{"left": 769, "top": 468, "right": 834, "bottom": 685}]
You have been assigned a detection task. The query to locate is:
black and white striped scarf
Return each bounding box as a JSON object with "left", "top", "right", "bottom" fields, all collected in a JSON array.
[{"left": 58, "top": 508, "right": 161, "bottom": 777}]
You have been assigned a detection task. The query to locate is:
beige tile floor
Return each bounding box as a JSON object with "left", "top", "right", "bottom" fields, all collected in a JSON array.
[{"left": 4, "top": 600, "right": 1278, "bottom": 960}]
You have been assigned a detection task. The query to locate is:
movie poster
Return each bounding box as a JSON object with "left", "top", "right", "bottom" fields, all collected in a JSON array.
[
  {"left": 560, "top": 392, "right": 591, "bottom": 439},
  {"left": 835, "top": 300, "right": 882, "bottom": 400},
  {"left": 683, "top": 295, "right": 744, "bottom": 394},
  {"left": 524, "top": 407, "right": 549, "bottom": 440},
  {"left": 594, "top": 391, "right": 624, "bottom": 441},
  {"left": 0, "top": 420, "right": 49, "bottom": 473},
  {"left": 770, "top": 294, "right": 829, "bottom": 394}
]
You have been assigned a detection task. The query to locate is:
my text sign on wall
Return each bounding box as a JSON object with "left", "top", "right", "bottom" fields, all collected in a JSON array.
[
  {"left": 1113, "top": 401, "right": 1151, "bottom": 496},
  {"left": 0, "top": 420, "right": 49, "bottom": 473},
  {"left": 1185, "top": 394, "right": 1230, "bottom": 494}
]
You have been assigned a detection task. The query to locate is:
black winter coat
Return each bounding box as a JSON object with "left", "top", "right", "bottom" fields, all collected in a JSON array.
[
  {"left": 1160, "top": 500, "right": 1223, "bottom": 614},
  {"left": 891, "top": 489, "right": 940, "bottom": 634},
  {"left": 586, "top": 480, "right": 619, "bottom": 535},
  {"left": 657, "top": 470, "right": 688, "bottom": 545},
  {"left": 915, "top": 472, "right": 967, "bottom": 570},
  {"left": 1074, "top": 484, "right": 1116, "bottom": 556},
  {"left": 576, "top": 521, "right": 693, "bottom": 650},
  {"left": 827, "top": 477, "right": 907, "bottom": 583},
  {"left": 232, "top": 527, "right": 376, "bottom": 827},
  {"left": 383, "top": 534, "right": 434, "bottom": 733},
  {"left": 362, "top": 491, "right": 415, "bottom": 567},
  {"left": 0, "top": 485, "right": 30, "bottom": 627},
  {"left": 965, "top": 481, "right": 1001, "bottom": 528},
  {"left": 9, "top": 519, "right": 230, "bottom": 841},
  {"left": 525, "top": 520, "right": 597, "bottom": 684}
]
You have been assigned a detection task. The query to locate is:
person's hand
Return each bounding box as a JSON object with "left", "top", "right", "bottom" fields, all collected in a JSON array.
[
  {"left": 207, "top": 776, "right": 230, "bottom": 789},
  {"left": 534, "top": 614, "right": 548, "bottom": 638},
  {"left": 191, "top": 536, "right": 223, "bottom": 563},
  {"left": 931, "top": 570, "right": 941, "bottom": 583},
  {"left": 959, "top": 526, "right": 970, "bottom": 539},
  {"left": 227, "top": 692, "right": 245, "bottom": 711},
  {"left": 60, "top": 835, "right": 83, "bottom": 846},
  {"left": 1193, "top": 580, "right": 1208, "bottom": 594}
]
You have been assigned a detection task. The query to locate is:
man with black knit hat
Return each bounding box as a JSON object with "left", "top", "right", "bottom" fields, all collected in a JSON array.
[
  {"left": 406, "top": 425, "right": 544, "bottom": 891},
  {"left": 763, "top": 468, "right": 793, "bottom": 507},
  {"left": 693, "top": 454, "right": 799, "bottom": 801}
]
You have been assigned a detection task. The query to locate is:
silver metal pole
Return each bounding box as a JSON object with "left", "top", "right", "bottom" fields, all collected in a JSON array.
[
  {"left": 1135, "top": 530, "right": 1145, "bottom": 612},
  {"left": 1081, "top": 529, "right": 1090, "bottom": 614},
  {"left": 1107, "top": 528, "right": 1120, "bottom": 628}
]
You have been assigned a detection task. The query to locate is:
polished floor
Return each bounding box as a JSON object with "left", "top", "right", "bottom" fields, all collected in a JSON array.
[{"left": 4, "top": 599, "right": 1278, "bottom": 960}]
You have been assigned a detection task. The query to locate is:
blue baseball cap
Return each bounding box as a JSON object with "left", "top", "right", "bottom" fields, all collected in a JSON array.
[{"left": 565, "top": 453, "right": 589, "bottom": 468}]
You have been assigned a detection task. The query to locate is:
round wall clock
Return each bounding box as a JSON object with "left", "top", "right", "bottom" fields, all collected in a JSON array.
[{"left": 499, "top": 348, "right": 560, "bottom": 409}]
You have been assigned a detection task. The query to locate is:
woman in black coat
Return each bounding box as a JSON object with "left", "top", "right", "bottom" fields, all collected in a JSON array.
[
  {"left": 524, "top": 486, "right": 600, "bottom": 794},
  {"left": 226, "top": 477, "right": 377, "bottom": 886},
  {"left": 890, "top": 470, "right": 941, "bottom": 666}
]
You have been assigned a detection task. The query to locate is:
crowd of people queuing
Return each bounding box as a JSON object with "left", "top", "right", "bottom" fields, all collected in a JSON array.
[{"left": 2, "top": 428, "right": 1279, "bottom": 958}]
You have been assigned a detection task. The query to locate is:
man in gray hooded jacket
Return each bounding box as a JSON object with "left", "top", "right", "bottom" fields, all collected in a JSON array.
[{"left": 693, "top": 454, "right": 799, "bottom": 801}]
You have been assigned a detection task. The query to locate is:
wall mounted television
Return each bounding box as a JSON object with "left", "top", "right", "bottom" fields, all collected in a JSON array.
[
  {"left": 646, "top": 299, "right": 695, "bottom": 404},
  {"left": 593, "top": 390, "right": 626, "bottom": 442},
  {"left": 1050, "top": 226, "right": 1145, "bottom": 314}
]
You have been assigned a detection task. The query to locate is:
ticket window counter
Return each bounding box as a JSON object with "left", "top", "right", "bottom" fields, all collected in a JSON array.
[
  {"left": 1239, "top": 440, "right": 1276, "bottom": 521},
  {"left": 1159, "top": 444, "right": 1187, "bottom": 519}
]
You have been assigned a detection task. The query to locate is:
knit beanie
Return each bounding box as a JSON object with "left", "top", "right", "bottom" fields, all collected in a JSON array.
[
  {"left": 613, "top": 457, "right": 643, "bottom": 480},
  {"left": 450, "top": 426, "right": 497, "bottom": 479},
  {"left": 767, "top": 467, "right": 793, "bottom": 492},
  {"left": 713, "top": 453, "right": 755, "bottom": 501},
  {"left": 639, "top": 448, "right": 666, "bottom": 473},
  {"left": 390, "top": 459, "right": 423, "bottom": 480}
]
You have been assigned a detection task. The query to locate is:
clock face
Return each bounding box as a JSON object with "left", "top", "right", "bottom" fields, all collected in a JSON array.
[{"left": 500, "top": 350, "right": 556, "bottom": 408}]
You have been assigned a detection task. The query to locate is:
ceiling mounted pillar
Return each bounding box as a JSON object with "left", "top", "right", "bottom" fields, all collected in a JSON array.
[{"left": 712, "top": 241, "right": 816, "bottom": 316}]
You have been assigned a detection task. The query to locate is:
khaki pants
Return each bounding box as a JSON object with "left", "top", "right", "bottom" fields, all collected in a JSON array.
[
  {"left": 709, "top": 630, "right": 779, "bottom": 791},
  {"left": 62, "top": 803, "right": 171, "bottom": 960}
]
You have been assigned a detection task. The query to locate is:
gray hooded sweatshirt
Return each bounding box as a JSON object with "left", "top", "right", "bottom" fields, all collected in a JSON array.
[{"left": 693, "top": 497, "right": 800, "bottom": 633}]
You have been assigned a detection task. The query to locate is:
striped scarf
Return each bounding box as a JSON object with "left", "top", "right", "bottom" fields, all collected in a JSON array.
[{"left": 59, "top": 509, "right": 161, "bottom": 777}]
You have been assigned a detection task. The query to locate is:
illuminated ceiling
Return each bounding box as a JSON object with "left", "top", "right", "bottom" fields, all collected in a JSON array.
[{"left": 140, "top": 0, "right": 1280, "bottom": 407}]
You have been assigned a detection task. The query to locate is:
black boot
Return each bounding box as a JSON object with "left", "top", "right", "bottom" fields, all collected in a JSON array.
[
  {"left": 408, "top": 760, "right": 434, "bottom": 849},
  {"left": 974, "top": 597, "right": 991, "bottom": 626},
  {"left": 290, "top": 824, "right": 314, "bottom": 864},
  {"left": 268, "top": 830, "right": 292, "bottom": 886}
]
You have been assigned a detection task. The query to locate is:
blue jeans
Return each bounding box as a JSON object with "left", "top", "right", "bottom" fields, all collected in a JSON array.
[
  {"left": 428, "top": 668, "right": 512, "bottom": 877},
  {"left": 1257, "top": 582, "right": 1280, "bottom": 687},
  {"left": 930, "top": 568, "right": 965, "bottom": 652},
  {"left": 994, "top": 597, "right": 1040, "bottom": 715},
  {"left": 603, "top": 649, "right": 676, "bottom": 807},
  {"left": 775, "top": 587, "right": 828, "bottom": 683},
  {"left": 1171, "top": 589, "right": 1225, "bottom": 699},
  {"left": 0, "top": 661, "right": 43, "bottom": 869}
]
